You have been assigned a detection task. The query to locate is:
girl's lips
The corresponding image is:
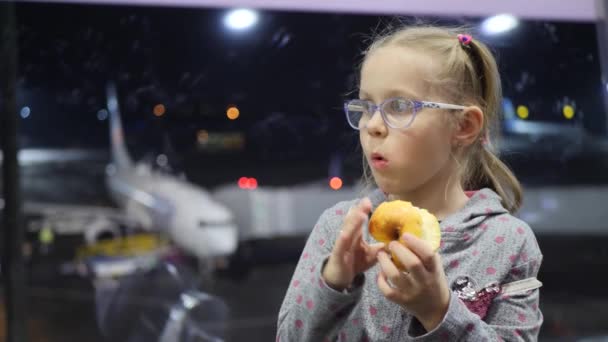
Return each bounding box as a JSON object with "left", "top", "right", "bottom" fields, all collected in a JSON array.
[
  {"left": 370, "top": 153, "right": 388, "bottom": 169},
  {"left": 371, "top": 159, "right": 389, "bottom": 169}
]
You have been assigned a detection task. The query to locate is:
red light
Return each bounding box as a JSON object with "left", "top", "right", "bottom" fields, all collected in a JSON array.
[
  {"left": 238, "top": 177, "right": 258, "bottom": 190},
  {"left": 238, "top": 177, "right": 248, "bottom": 189},
  {"left": 329, "top": 177, "right": 343, "bottom": 190},
  {"left": 247, "top": 178, "right": 258, "bottom": 190}
]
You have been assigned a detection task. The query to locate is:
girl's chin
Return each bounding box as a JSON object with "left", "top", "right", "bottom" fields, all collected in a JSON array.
[
  {"left": 372, "top": 175, "right": 400, "bottom": 194},
  {"left": 372, "top": 173, "right": 417, "bottom": 197}
]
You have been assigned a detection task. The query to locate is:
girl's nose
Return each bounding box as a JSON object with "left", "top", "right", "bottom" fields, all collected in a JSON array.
[{"left": 365, "top": 109, "right": 388, "bottom": 137}]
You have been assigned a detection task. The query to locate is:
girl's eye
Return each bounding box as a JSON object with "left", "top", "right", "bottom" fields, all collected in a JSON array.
[{"left": 389, "top": 99, "right": 410, "bottom": 113}]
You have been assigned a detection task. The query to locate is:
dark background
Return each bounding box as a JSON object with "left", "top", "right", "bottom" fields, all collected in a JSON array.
[{"left": 14, "top": 3, "right": 608, "bottom": 188}]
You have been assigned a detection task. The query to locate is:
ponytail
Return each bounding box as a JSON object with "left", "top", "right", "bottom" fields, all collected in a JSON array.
[
  {"left": 463, "top": 39, "right": 523, "bottom": 212},
  {"left": 464, "top": 144, "right": 523, "bottom": 213}
]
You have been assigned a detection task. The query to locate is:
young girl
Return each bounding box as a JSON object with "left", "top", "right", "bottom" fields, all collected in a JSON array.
[{"left": 277, "top": 25, "right": 543, "bottom": 341}]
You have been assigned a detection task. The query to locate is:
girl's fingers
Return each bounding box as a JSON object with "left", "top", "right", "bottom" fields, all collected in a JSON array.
[
  {"left": 377, "top": 271, "right": 400, "bottom": 302},
  {"left": 332, "top": 210, "right": 363, "bottom": 259},
  {"left": 400, "top": 233, "right": 436, "bottom": 271},
  {"left": 358, "top": 197, "right": 372, "bottom": 215},
  {"left": 377, "top": 251, "right": 409, "bottom": 289},
  {"left": 333, "top": 198, "right": 371, "bottom": 260},
  {"left": 389, "top": 242, "right": 427, "bottom": 278},
  {"left": 364, "top": 242, "right": 386, "bottom": 264},
  {"left": 350, "top": 216, "right": 364, "bottom": 251}
]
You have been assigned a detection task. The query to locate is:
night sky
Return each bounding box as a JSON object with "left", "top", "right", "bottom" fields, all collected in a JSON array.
[{"left": 11, "top": 2, "right": 608, "bottom": 185}]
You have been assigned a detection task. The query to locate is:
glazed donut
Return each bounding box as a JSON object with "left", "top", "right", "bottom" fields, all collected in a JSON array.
[{"left": 369, "top": 200, "right": 441, "bottom": 270}]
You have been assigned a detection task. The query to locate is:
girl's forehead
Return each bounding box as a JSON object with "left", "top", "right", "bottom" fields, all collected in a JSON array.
[{"left": 359, "top": 46, "right": 438, "bottom": 100}]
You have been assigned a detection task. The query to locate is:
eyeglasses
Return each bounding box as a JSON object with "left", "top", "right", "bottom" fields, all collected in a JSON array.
[{"left": 344, "top": 97, "right": 466, "bottom": 130}]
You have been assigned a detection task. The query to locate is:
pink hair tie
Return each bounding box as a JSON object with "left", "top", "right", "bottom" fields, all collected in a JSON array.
[{"left": 457, "top": 34, "right": 473, "bottom": 46}]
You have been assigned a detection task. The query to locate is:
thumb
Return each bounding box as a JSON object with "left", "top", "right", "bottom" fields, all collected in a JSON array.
[
  {"left": 365, "top": 242, "right": 386, "bottom": 264},
  {"left": 369, "top": 242, "right": 386, "bottom": 252}
]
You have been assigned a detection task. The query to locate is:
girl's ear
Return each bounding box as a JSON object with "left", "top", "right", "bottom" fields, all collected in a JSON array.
[{"left": 452, "top": 105, "right": 484, "bottom": 147}]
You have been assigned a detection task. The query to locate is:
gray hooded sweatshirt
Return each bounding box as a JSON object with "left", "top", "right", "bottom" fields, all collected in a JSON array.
[{"left": 277, "top": 188, "right": 543, "bottom": 341}]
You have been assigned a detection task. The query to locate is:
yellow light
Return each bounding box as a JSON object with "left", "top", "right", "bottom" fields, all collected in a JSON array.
[
  {"left": 153, "top": 104, "right": 166, "bottom": 117},
  {"left": 329, "top": 177, "right": 343, "bottom": 190},
  {"left": 516, "top": 105, "right": 529, "bottom": 120},
  {"left": 226, "top": 106, "right": 240, "bottom": 120},
  {"left": 563, "top": 105, "right": 575, "bottom": 119},
  {"left": 197, "top": 130, "right": 209, "bottom": 144}
]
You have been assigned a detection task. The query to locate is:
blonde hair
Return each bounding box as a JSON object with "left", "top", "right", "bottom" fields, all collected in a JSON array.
[{"left": 359, "top": 25, "right": 523, "bottom": 213}]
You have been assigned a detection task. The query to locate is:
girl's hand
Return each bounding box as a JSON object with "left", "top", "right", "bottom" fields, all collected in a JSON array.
[
  {"left": 377, "top": 233, "right": 450, "bottom": 332},
  {"left": 322, "top": 198, "right": 385, "bottom": 291}
]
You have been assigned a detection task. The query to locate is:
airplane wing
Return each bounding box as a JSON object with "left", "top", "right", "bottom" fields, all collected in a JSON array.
[
  {"left": 23, "top": 202, "right": 126, "bottom": 220},
  {"left": 0, "top": 201, "right": 137, "bottom": 241},
  {"left": 0, "top": 148, "right": 107, "bottom": 166}
]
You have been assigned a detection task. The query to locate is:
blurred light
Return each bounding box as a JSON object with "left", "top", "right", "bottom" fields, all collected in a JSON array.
[
  {"left": 180, "top": 293, "right": 198, "bottom": 310},
  {"left": 501, "top": 97, "right": 516, "bottom": 120},
  {"left": 224, "top": 9, "right": 258, "bottom": 31},
  {"left": 238, "top": 177, "right": 258, "bottom": 190},
  {"left": 97, "top": 109, "right": 109, "bottom": 121},
  {"left": 516, "top": 105, "right": 529, "bottom": 119},
  {"left": 20, "top": 106, "right": 31, "bottom": 119},
  {"left": 197, "top": 130, "right": 209, "bottom": 145},
  {"left": 329, "top": 177, "right": 343, "bottom": 190},
  {"left": 563, "top": 105, "right": 575, "bottom": 119},
  {"left": 247, "top": 177, "right": 258, "bottom": 190},
  {"left": 153, "top": 104, "right": 166, "bottom": 117},
  {"left": 238, "top": 177, "right": 248, "bottom": 189},
  {"left": 196, "top": 132, "right": 245, "bottom": 151},
  {"left": 107, "top": 98, "right": 118, "bottom": 112},
  {"left": 224, "top": 134, "right": 245, "bottom": 149},
  {"left": 156, "top": 154, "right": 168, "bottom": 167},
  {"left": 0, "top": 198, "right": 4, "bottom": 210},
  {"left": 481, "top": 14, "right": 519, "bottom": 35},
  {"left": 39, "top": 226, "right": 54, "bottom": 245},
  {"left": 226, "top": 106, "right": 240, "bottom": 120}
]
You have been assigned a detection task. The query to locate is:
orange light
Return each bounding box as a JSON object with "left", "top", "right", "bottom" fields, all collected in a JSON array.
[
  {"left": 226, "top": 106, "right": 240, "bottom": 120},
  {"left": 329, "top": 177, "right": 343, "bottom": 190},
  {"left": 197, "top": 130, "right": 209, "bottom": 144},
  {"left": 153, "top": 104, "right": 166, "bottom": 117}
]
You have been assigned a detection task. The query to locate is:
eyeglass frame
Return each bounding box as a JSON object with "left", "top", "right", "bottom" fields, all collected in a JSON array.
[{"left": 343, "top": 97, "right": 467, "bottom": 130}]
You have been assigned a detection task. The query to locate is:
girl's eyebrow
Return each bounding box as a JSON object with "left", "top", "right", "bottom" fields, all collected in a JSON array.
[
  {"left": 358, "top": 90, "right": 370, "bottom": 99},
  {"left": 358, "top": 88, "right": 421, "bottom": 101}
]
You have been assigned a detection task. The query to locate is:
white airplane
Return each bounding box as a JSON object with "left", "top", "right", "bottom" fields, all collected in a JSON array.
[{"left": 104, "top": 83, "right": 238, "bottom": 261}]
